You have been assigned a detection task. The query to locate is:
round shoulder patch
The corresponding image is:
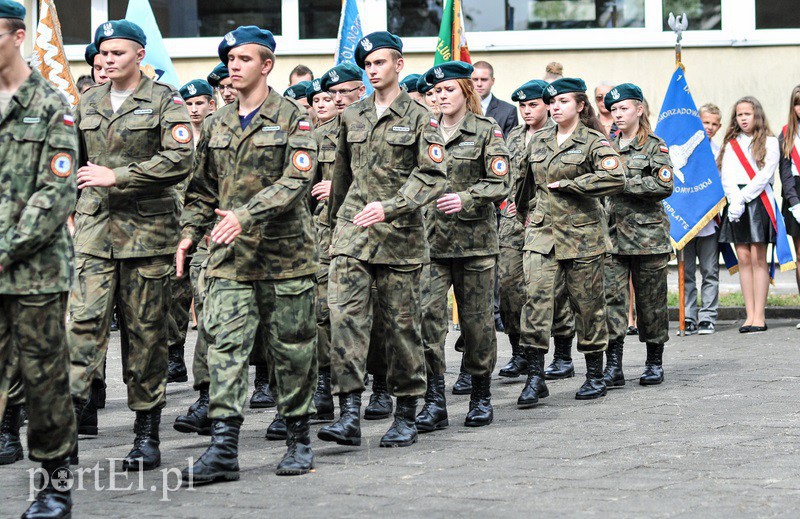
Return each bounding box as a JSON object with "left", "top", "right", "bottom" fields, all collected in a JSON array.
[
  {"left": 428, "top": 143, "right": 444, "bottom": 163},
  {"left": 172, "top": 124, "right": 192, "bottom": 144},
  {"left": 658, "top": 166, "right": 673, "bottom": 182},
  {"left": 292, "top": 150, "right": 313, "bottom": 172},
  {"left": 491, "top": 157, "right": 509, "bottom": 176},
  {"left": 51, "top": 152, "right": 73, "bottom": 178},
  {"left": 600, "top": 156, "right": 619, "bottom": 171}
]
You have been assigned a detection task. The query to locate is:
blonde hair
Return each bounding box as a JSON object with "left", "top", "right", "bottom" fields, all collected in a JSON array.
[
  {"left": 717, "top": 96, "right": 774, "bottom": 170},
  {"left": 455, "top": 78, "right": 483, "bottom": 115},
  {"left": 782, "top": 86, "right": 800, "bottom": 158},
  {"left": 544, "top": 62, "right": 563, "bottom": 81},
  {"left": 699, "top": 103, "right": 721, "bottom": 117},
  {"left": 632, "top": 99, "right": 652, "bottom": 147}
]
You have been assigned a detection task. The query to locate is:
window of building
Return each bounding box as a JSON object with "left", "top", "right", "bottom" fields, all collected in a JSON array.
[
  {"left": 661, "top": 0, "right": 721, "bottom": 31},
  {"left": 299, "top": 0, "right": 341, "bottom": 39},
  {"left": 755, "top": 0, "right": 800, "bottom": 29},
  {"left": 106, "top": 0, "right": 282, "bottom": 37},
  {"left": 58, "top": 0, "right": 92, "bottom": 45},
  {"left": 387, "top": 0, "right": 442, "bottom": 37}
]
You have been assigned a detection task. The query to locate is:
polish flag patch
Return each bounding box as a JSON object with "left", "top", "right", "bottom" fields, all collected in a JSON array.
[
  {"left": 298, "top": 121, "right": 311, "bottom": 131},
  {"left": 429, "top": 118, "right": 439, "bottom": 128},
  {"left": 63, "top": 114, "right": 74, "bottom": 126},
  {"left": 493, "top": 129, "right": 502, "bottom": 138},
  {"left": 172, "top": 96, "right": 184, "bottom": 105},
  {"left": 600, "top": 139, "right": 611, "bottom": 147},
  {"left": 660, "top": 144, "right": 669, "bottom": 154}
]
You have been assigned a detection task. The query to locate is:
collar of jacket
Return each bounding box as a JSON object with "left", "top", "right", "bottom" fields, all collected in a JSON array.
[
  {"left": 90, "top": 72, "right": 156, "bottom": 119},
  {"left": 440, "top": 110, "right": 479, "bottom": 145},
  {"left": 220, "top": 86, "right": 285, "bottom": 130},
  {"left": 360, "top": 88, "right": 413, "bottom": 119},
  {"left": 11, "top": 68, "right": 44, "bottom": 110},
  {"left": 545, "top": 121, "right": 589, "bottom": 152},
  {"left": 614, "top": 132, "right": 649, "bottom": 151}
]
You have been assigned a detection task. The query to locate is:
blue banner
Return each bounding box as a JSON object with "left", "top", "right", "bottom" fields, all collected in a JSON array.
[
  {"left": 125, "top": 0, "right": 180, "bottom": 89},
  {"left": 335, "top": 0, "right": 373, "bottom": 95},
  {"left": 655, "top": 68, "right": 727, "bottom": 250}
]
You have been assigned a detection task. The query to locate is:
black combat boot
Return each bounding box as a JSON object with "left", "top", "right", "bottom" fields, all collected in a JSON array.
[
  {"left": 364, "top": 375, "right": 393, "bottom": 420},
  {"left": 603, "top": 341, "right": 626, "bottom": 388},
  {"left": 380, "top": 396, "right": 418, "bottom": 447},
  {"left": 498, "top": 334, "right": 529, "bottom": 378},
  {"left": 249, "top": 365, "right": 276, "bottom": 408},
  {"left": 575, "top": 352, "right": 607, "bottom": 400},
  {"left": 317, "top": 393, "right": 361, "bottom": 446},
  {"left": 452, "top": 357, "right": 472, "bottom": 395},
  {"left": 465, "top": 375, "right": 493, "bottom": 427},
  {"left": 545, "top": 335, "right": 575, "bottom": 379},
  {"left": 167, "top": 345, "right": 188, "bottom": 383},
  {"left": 21, "top": 457, "right": 72, "bottom": 519},
  {"left": 0, "top": 404, "right": 23, "bottom": 465},
  {"left": 182, "top": 419, "right": 241, "bottom": 485},
  {"left": 122, "top": 409, "right": 161, "bottom": 471},
  {"left": 640, "top": 343, "right": 665, "bottom": 386},
  {"left": 415, "top": 374, "right": 448, "bottom": 433},
  {"left": 517, "top": 349, "right": 549, "bottom": 408},
  {"left": 77, "top": 383, "right": 99, "bottom": 436},
  {"left": 275, "top": 416, "right": 314, "bottom": 476},
  {"left": 311, "top": 368, "right": 334, "bottom": 422},
  {"left": 93, "top": 376, "right": 107, "bottom": 409},
  {"left": 265, "top": 414, "right": 287, "bottom": 441},
  {"left": 174, "top": 385, "right": 212, "bottom": 436}
]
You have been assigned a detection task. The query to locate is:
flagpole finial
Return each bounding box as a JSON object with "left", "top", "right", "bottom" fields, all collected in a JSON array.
[{"left": 668, "top": 12, "right": 688, "bottom": 70}]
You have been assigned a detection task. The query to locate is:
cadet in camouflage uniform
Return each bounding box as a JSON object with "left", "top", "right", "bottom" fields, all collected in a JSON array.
[
  {"left": 179, "top": 26, "right": 318, "bottom": 481},
  {"left": 602, "top": 84, "right": 673, "bottom": 387},
  {"left": 0, "top": 6, "right": 78, "bottom": 516},
  {"left": 515, "top": 78, "right": 626, "bottom": 403},
  {"left": 414, "top": 62, "right": 509, "bottom": 431},
  {"left": 68, "top": 20, "right": 193, "bottom": 470},
  {"left": 318, "top": 32, "right": 447, "bottom": 448}
]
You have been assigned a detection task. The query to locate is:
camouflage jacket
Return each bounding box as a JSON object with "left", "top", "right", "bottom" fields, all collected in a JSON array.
[
  {"left": 499, "top": 124, "right": 529, "bottom": 251},
  {"left": 0, "top": 70, "right": 77, "bottom": 295},
  {"left": 181, "top": 87, "right": 318, "bottom": 281},
  {"left": 328, "top": 90, "right": 447, "bottom": 265},
  {"left": 607, "top": 133, "right": 673, "bottom": 255},
  {"left": 427, "top": 111, "right": 509, "bottom": 258},
  {"left": 515, "top": 123, "right": 626, "bottom": 259},
  {"left": 73, "top": 73, "right": 193, "bottom": 259},
  {"left": 310, "top": 116, "right": 339, "bottom": 261}
]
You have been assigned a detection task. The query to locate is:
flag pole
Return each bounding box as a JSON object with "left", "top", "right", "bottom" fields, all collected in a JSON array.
[{"left": 669, "top": 12, "right": 688, "bottom": 336}]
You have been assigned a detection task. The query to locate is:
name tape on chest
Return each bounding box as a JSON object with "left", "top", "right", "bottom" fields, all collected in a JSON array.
[
  {"left": 134, "top": 108, "right": 154, "bottom": 115},
  {"left": 632, "top": 154, "right": 648, "bottom": 159},
  {"left": 22, "top": 116, "right": 41, "bottom": 124},
  {"left": 491, "top": 157, "right": 509, "bottom": 176},
  {"left": 262, "top": 125, "right": 281, "bottom": 132},
  {"left": 292, "top": 150, "right": 313, "bottom": 172},
  {"left": 392, "top": 126, "right": 410, "bottom": 132},
  {"left": 428, "top": 143, "right": 444, "bottom": 163},
  {"left": 566, "top": 149, "right": 582, "bottom": 155},
  {"left": 601, "top": 156, "right": 620, "bottom": 171},
  {"left": 172, "top": 124, "right": 192, "bottom": 144},
  {"left": 459, "top": 141, "right": 475, "bottom": 147},
  {"left": 50, "top": 152, "right": 73, "bottom": 178}
]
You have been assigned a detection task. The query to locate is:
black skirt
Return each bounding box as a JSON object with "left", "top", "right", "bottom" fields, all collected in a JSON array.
[
  {"left": 781, "top": 203, "right": 800, "bottom": 238},
  {"left": 719, "top": 197, "right": 777, "bottom": 244}
]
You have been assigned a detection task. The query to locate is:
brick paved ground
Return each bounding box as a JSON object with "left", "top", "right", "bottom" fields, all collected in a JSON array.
[{"left": 3, "top": 320, "right": 800, "bottom": 518}]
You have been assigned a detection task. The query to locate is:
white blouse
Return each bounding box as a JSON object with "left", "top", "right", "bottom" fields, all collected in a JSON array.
[{"left": 720, "top": 134, "right": 779, "bottom": 203}]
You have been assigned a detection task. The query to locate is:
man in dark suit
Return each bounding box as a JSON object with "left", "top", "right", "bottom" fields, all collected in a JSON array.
[{"left": 471, "top": 61, "right": 518, "bottom": 137}]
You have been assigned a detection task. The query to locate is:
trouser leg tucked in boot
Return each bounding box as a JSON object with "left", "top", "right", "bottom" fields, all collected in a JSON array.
[
  {"left": 364, "top": 375, "right": 393, "bottom": 420},
  {"left": 517, "top": 349, "right": 549, "bottom": 408},
  {"left": 415, "top": 374, "right": 448, "bottom": 433},
  {"left": 249, "top": 364, "right": 276, "bottom": 409},
  {"left": 603, "top": 340, "right": 626, "bottom": 387},
  {"left": 311, "top": 368, "right": 334, "bottom": 422},
  {"left": 174, "top": 384, "right": 212, "bottom": 436},
  {"left": 77, "top": 382, "right": 99, "bottom": 437},
  {"left": 122, "top": 409, "right": 161, "bottom": 471},
  {"left": 452, "top": 356, "right": 472, "bottom": 395},
  {"left": 640, "top": 342, "right": 664, "bottom": 386},
  {"left": 498, "top": 334, "right": 528, "bottom": 379},
  {"left": 276, "top": 416, "right": 314, "bottom": 476},
  {"left": 575, "top": 352, "right": 607, "bottom": 400},
  {"left": 465, "top": 375, "right": 493, "bottom": 427},
  {"left": 380, "top": 396, "right": 418, "bottom": 447},
  {"left": 265, "top": 414, "right": 287, "bottom": 441},
  {"left": 545, "top": 336, "right": 575, "bottom": 380},
  {"left": 317, "top": 392, "right": 361, "bottom": 446},
  {"left": 92, "top": 374, "right": 107, "bottom": 409},
  {"left": 181, "top": 419, "right": 241, "bottom": 485},
  {"left": 0, "top": 404, "right": 23, "bottom": 465},
  {"left": 22, "top": 458, "right": 72, "bottom": 519},
  {"left": 167, "top": 344, "right": 188, "bottom": 383}
]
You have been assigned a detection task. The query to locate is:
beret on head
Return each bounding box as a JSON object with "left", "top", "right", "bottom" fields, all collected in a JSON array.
[
  {"left": 511, "top": 79, "right": 549, "bottom": 103},
  {"left": 400, "top": 74, "right": 421, "bottom": 93},
  {"left": 355, "top": 31, "right": 403, "bottom": 69},
  {"left": 218, "top": 26, "right": 276, "bottom": 64},
  {"left": 284, "top": 81, "right": 311, "bottom": 101},
  {"left": 306, "top": 78, "right": 325, "bottom": 105},
  {"left": 84, "top": 43, "right": 99, "bottom": 67},
  {"left": 0, "top": 0, "right": 25, "bottom": 20},
  {"left": 417, "top": 74, "right": 434, "bottom": 94},
  {"left": 422, "top": 61, "right": 474, "bottom": 87},
  {"left": 542, "top": 77, "right": 587, "bottom": 104},
  {"left": 207, "top": 63, "right": 229, "bottom": 87},
  {"left": 603, "top": 83, "right": 644, "bottom": 111},
  {"left": 94, "top": 20, "right": 147, "bottom": 49},
  {"left": 180, "top": 79, "right": 214, "bottom": 101},
  {"left": 320, "top": 62, "right": 363, "bottom": 91}
]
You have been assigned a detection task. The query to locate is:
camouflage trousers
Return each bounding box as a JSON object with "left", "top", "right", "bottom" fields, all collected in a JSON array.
[
  {"left": 167, "top": 257, "right": 194, "bottom": 351},
  {"left": 328, "top": 255, "right": 425, "bottom": 397},
  {"left": 605, "top": 253, "right": 670, "bottom": 346},
  {"left": 316, "top": 258, "right": 332, "bottom": 371},
  {"left": 68, "top": 254, "right": 171, "bottom": 410},
  {"left": 204, "top": 276, "right": 317, "bottom": 421},
  {"left": 0, "top": 293, "right": 76, "bottom": 461},
  {"left": 189, "top": 246, "right": 210, "bottom": 389},
  {"left": 421, "top": 256, "right": 498, "bottom": 377},
  {"left": 499, "top": 246, "right": 575, "bottom": 340},
  {"left": 521, "top": 251, "right": 607, "bottom": 354}
]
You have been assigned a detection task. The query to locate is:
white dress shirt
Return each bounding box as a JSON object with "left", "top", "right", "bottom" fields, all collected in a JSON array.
[
  {"left": 480, "top": 93, "right": 493, "bottom": 117},
  {"left": 720, "top": 134, "right": 779, "bottom": 203}
]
